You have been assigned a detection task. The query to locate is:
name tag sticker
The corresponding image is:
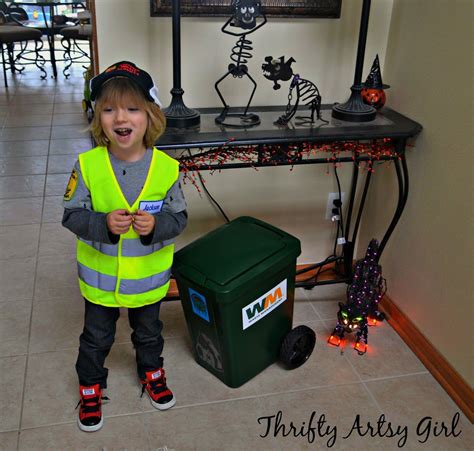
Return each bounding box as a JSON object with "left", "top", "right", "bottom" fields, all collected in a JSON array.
[{"left": 139, "top": 200, "right": 164, "bottom": 214}]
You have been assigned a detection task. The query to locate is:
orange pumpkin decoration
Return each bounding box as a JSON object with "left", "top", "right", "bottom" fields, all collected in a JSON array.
[
  {"left": 362, "top": 55, "right": 389, "bottom": 110},
  {"left": 362, "top": 88, "right": 386, "bottom": 110}
]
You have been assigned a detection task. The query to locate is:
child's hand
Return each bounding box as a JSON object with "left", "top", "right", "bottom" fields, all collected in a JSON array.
[
  {"left": 132, "top": 209, "right": 156, "bottom": 236},
  {"left": 107, "top": 209, "right": 133, "bottom": 235}
]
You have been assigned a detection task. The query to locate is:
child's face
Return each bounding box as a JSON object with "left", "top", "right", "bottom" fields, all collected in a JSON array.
[{"left": 100, "top": 93, "right": 148, "bottom": 155}]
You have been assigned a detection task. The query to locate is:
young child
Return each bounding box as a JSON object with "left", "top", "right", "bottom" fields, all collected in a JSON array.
[{"left": 62, "top": 61, "right": 187, "bottom": 432}]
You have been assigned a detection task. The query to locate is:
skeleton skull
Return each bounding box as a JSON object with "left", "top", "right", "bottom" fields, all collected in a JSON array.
[{"left": 233, "top": 0, "right": 261, "bottom": 30}]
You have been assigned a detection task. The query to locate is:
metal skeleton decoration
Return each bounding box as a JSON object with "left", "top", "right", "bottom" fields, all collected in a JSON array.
[
  {"left": 262, "top": 56, "right": 329, "bottom": 126},
  {"left": 214, "top": 0, "right": 267, "bottom": 128}
]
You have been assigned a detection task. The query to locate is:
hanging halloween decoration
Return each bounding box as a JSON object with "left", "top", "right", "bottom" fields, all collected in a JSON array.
[
  {"left": 179, "top": 139, "right": 400, "bottom": 193},
  {"left": 262, "top": 56, "right": 329, "bottom": 126},
  {"left": 328, "top": 239, "right": 386, "bottom": 355},
  {"left": 361, "top": 54, "right": 390, "bottom": 110},
  {"left": 214, "top": 0, "right": 267, "bottom": 128}
]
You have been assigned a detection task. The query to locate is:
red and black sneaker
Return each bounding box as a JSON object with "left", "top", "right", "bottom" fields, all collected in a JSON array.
[
  {"left": 140, "top": 368, "right": 176, "bottom": 411},
  {"left": 75, "top": 384, "right": 108, "bottom": 432}
]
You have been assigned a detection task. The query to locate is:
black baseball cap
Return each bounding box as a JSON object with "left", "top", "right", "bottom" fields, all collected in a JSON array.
[{"left": 90, "top": 61, "right": 162, "bottom": 107}]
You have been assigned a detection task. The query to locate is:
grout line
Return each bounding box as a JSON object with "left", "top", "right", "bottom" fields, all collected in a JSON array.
[
  {"left": 18, "top": 331, "right": 189, "bottom": 357},
  {"left": 0, "top": 110, "right": 8, "bottom": 130},
  {"left": 0, "top": 352, "right": 28, "bottom": 359},
  {"left": 0, "top": 172, "right": 49, "bottom": 177},
  {"left": 299, "top": 287, "right": 324, "bottom": 320},
  {"left": 17, "top": 97, "right": 55, "bottom": 434},
  {"left": 336, "top": 323, "right": 428, "bottom": 412},
  {"left": 241, "top": 380, "right": 371, "bottom": 401},
  {"left": 361, "top": 380, "right": 385, "bottom": 414},
  {"left": 0, "top": 427, "right": 21, "bottom": 434},
  {"left": 17, "top": 380, "right": 375, "bottom": 433},
  {"left": 342, "top": 349, "right": 385, "bottom": 414},
  {"left": 17, "top": 397, "right": 261, "bottom": 432},
  {"left": 0, "top": 221, "right": 53, "bottom": 227},
  {"left": 358, "top": 370, "right": 430, "bottom": 383}
]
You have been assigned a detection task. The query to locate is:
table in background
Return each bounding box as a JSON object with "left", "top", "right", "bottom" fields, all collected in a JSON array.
[{"left": 10, "top": 1, "right": 86, "bottom": 78}]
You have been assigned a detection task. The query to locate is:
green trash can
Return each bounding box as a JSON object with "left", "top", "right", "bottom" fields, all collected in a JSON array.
[{"left": 173, "top": 216, "right": 306, "bottom": 388}]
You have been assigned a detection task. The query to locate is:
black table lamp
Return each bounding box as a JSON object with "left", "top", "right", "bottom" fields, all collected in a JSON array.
[
  {"left": 163, "top": 0, "right": 200, "bottom": 128},
  {"left": 332, "top": 0, "right": 376, "bottom": 122}
]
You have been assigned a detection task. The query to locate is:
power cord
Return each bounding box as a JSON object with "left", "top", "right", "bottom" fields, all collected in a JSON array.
[
  {"left": 182, "top": 152, "right": 347, "bottom": 282},
  {"left": 296, "top": 166, "right": 347, "bottom": 283},
  {"left": 333, "top": 165, "right": 345, "bottom": 238},
  {"left": 187, "top": 149, "right": 230, "bottom": 223}
]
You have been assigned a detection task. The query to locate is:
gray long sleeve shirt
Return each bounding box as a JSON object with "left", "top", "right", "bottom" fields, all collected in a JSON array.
[{"left": 62, "top": 148, "right": 187, "bottom": 245}]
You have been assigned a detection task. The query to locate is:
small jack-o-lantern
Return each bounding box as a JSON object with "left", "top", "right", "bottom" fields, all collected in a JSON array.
[
  {"left": 362, "top": 55, "right": 389, "bottom": 110},
  {"left": 362, "top": 88, "right": 386, "bottom": 109}
]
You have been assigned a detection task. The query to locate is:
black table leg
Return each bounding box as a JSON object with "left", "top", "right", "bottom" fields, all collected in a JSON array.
[
  {"left": 47, "top": 32, "right": 57, "bottom": 78},
  {"left": 351, "top": 166, "right": 373, "bottom": 246},
  {"left": 377, "top": 145, "right": 409, "bottom": 260},
  {"left": 344, "top": 160, "right": 359, "bottom": 243},
  {"left": 1, "top": 44, "right": 8, "bottom": 87}
]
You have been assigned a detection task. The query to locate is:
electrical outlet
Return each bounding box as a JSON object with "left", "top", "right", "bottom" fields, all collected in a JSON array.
[{"left": 325, "top": 192, "right": 345, "bottom": 220}]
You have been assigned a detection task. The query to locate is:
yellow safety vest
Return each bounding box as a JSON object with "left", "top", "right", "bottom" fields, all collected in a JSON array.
[{"left": 77, "top": 146, "right": 179, "bottom": 308}]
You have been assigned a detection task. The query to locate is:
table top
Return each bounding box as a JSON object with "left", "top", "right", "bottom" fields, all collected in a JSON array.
[
  {"left": 12, "top": 1, "right": 85, "bottom": 6},
  {"left": 157, "top": 105, "right": 422, "bottom": 150},
  {"left": 12, "top": 1, "right": 86, "bottom": 30},
  {"left": 21, "top": 19, "right": 71, "bottom": 30}
]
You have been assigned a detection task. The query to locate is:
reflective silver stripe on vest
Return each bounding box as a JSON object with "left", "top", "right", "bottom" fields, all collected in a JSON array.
[
  {"left": 79, "top": 239, "right": 118, "bottom": 257},
  {"left": 122, "top": 238, "right": 174, "bottom": 257},
  {"left": 78, "top": 262, "right": 117, "bottom": 292},
  {"left": 78, "top": 262, "right": 171, "bottom": 295},
  {"left": 119, "top": 268, "right": 172, "bottom": 294},
  {"left": 79, "top": 238, "right": 174, "bottom": 258}
]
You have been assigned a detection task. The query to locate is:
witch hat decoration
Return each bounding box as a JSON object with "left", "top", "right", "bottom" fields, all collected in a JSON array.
[{"left": 363, "top": 55, "right": 390, "bottom": 89}]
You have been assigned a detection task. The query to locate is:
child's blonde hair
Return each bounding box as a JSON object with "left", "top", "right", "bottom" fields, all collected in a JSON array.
[{"left": 90, "top": 77, "right": 166, "bottom": 148}]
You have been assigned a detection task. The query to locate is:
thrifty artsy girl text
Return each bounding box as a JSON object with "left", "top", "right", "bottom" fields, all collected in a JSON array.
[{"left": 257, "top": 410, "right": 462, "bottom": 448}]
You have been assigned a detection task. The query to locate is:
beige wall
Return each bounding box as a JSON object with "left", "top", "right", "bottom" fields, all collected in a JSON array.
[
  {"left": 359, "top": 0, "right": 473, "bottom": 386},
  {"left": 95, "top": 0, "right": 395, "bottom": 263},
  {"left": 95, "top": 0, "right": 150, "bottom": 71}
]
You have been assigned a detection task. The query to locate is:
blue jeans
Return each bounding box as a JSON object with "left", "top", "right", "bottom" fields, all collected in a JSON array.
[{"left": 76, "top": 299, "right": 164, "bottom": 388}]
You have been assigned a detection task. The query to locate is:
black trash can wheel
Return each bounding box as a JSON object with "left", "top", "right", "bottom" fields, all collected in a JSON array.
[{"left": 280, "top": 325, "right": 316, "bottom": 369}]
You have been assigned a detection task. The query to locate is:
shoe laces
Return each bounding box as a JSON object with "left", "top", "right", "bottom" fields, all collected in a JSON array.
[
  {"left": 75, "top": 393, "right": 110, "bottom": 412},
  {"left": 141, "top": 374, "right": 167, "bottom": 397}
]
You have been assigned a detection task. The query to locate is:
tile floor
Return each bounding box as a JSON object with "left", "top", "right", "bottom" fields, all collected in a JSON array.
[{"left": 0, "top": 64, "right": 472, "bottom": 451}]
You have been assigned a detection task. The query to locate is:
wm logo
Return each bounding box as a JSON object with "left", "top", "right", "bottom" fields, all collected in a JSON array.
[
  {"left": 242, "top": 281, "right": 287, "bottom": 330},
  {"left": 245, "top": 287, "right": 283, "bottom": 320}
]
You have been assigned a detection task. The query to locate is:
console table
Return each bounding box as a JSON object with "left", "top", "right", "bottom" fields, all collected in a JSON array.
[{"left": 157, "top": 105, "right": 422, "bottom": 290}]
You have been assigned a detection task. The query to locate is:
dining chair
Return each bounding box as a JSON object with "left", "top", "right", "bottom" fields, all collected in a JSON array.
[
  {"left": 59, "top": 7, "right": 91, "bottom": 78},
  {"left": 60, "top": 22, "right": 91, "bottom": 78},
  {"left": 0, "top": 11, "right": 45, "bottom": 87}
]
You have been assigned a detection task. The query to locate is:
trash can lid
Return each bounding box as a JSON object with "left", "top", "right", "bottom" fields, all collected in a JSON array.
[{"left": 173, "top": 216, "right": 301, "bottom": 289}]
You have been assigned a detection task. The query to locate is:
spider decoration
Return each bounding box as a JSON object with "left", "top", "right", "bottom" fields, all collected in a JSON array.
[
  {"left": 328, "top": 239, "right": 386, "bottom": 355},
  {"left": 262, "top": 55, "right": 329, "bottom": 126},
  {"left": 214, "top": 0, "right": 267, "bottom": 128}
]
